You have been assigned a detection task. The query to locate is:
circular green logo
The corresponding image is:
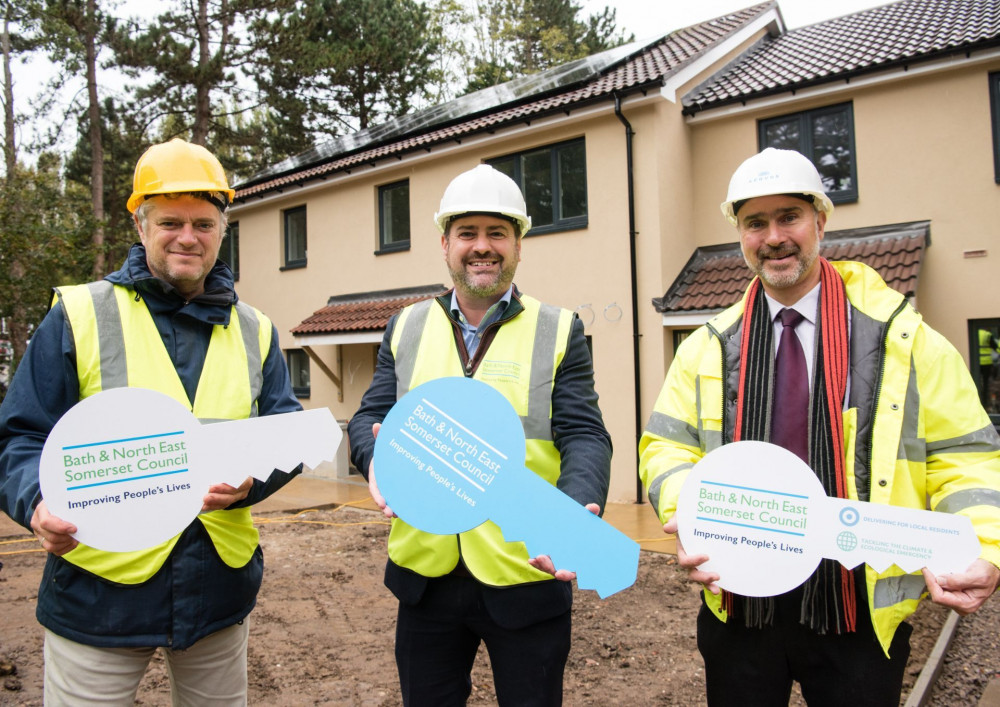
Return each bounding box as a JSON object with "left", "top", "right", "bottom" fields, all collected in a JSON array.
[{"left": 836, "top": 531, "right": 858, "bottom": 552}]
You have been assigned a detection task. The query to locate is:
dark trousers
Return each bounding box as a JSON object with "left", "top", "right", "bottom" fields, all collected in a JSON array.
[
  {"left": 395, "top": 574, "right": 572, "bottom": 707},
  {"left": 697, "top": 590, "right": 912, "bottom": 707}
]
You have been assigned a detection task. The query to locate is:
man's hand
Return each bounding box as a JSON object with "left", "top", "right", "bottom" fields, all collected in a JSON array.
[
  {"left": 663, "top": 515, "right": 720, "bottom": 595},
  {"left": 30, "top": 501, "right": 78, "bottom": 556},
  {"left": 528, "top": 503, "right": 600, "bottom": 581},
  {"left": 922, "top": 559, "right": 1000, "bottom": 615},
  {"left": 202, "top": 476, "right": 253, "bottom": 512},
  {"left": 368, "top": 423, "right": 395, "bottom": 519}
]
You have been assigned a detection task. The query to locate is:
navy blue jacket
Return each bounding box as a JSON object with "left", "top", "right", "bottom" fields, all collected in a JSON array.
[
  {"left": 348, "top": 288, "right": 612, "bottom": 628},
  {"left": 0, "top": 244, "right": 301, "bottom": 648}
]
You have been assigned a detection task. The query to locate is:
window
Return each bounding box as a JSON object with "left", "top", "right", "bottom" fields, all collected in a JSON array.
[
  {"left": 990, "top": 72, "right": 1000, "bottom": 182},
  {"left": 220, "top": 221, "right": 239, "bottom": 280},
  {"left": 488, "top": 138, "right": 587, "bottom": 235},
  {"left": 283, "top": 206, "right": 307, "bottom": 269},
  {"left": 378, "top": 180, "right": 410, "bottom": 253},
  {"left": 287, "top": 349, "right": 310, "bottom": 398},
  {"left": 758, "top": 103, "right": 858, "bottom": 204},
  {"left": 969, "top": 319, "right": 1000, "bottom": 424}
]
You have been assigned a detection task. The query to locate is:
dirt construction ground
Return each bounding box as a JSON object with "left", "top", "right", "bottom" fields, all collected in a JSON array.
[{"left": 0, "top": 503, "right": 995, "bottom": 706}]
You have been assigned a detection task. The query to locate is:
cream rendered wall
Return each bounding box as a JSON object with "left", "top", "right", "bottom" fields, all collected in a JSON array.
[
  {"left": 687, "top": 57, "right": 1000, "bottom": 365},
  {"left": 231, "top": 109, "right": 654, "bottom": 501}
]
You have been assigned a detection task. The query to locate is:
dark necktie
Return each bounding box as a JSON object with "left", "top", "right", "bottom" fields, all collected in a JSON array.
[{"left": 772, "top": 308, "right": 809, "bottom": 462}]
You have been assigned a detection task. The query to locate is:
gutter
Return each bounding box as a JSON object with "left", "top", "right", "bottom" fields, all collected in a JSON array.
[{"left": 613, "top": 92, "right": 644, "bottom": 504}]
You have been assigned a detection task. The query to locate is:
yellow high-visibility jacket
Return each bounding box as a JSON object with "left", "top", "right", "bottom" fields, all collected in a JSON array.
[{"left": 639, "top": 261, "right": 1000, "bottom": 656}]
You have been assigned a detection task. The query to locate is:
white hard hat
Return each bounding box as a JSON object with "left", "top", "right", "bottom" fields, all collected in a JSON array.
[
  {"left": 720, "top": 147, "right": 834, "bottom": 226},
  {"left": 434, "top": 164, "right": 532, "bottom": 236}
]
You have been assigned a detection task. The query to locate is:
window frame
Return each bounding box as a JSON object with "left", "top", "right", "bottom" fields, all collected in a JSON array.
[
  {"left": 220, "top": 220, "right": 239, "bottom": 280},
  {"left": 758, "top": 102, "right": 859, "bottom": 205},
  {"left": 282, "top": 205, "right": 307, "bottom": 270},
  {"left": 377, "top": 179, "right": 411, "bottom": 254},
  {"left": 286, "top": 349, "right": 311, "bottom": 399},
  {"left": 990, "top": 72, "right": 1000, "bottom": 183},
  {"left": 487, "top": 138, "right": 588, "bottom": 236}
]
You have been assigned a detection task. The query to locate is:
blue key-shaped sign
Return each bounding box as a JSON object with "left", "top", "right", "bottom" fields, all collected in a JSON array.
[{"left": 374, "top": 376, "right": 639, "bottom": 598}]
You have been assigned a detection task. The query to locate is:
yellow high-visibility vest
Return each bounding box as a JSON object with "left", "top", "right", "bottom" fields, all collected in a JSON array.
[
  {"left": 387, "top": 294, "right": 574, "bottom": 586},
  {"left": 53, "top": 280, "right": 271, "bottom": 584}
]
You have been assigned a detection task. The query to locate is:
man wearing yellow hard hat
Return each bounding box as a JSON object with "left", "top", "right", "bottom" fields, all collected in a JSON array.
[
  {"left": 349, "top": 164, "right": 612, "bottom": 705},
  {"left": 0, "top": 138, "right": 303, "bottom": 703},
  {"left": 639, "top": 148, "right": 1000, "bottom": 705}
]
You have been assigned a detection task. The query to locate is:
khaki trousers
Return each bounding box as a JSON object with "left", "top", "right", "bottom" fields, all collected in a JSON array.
[{"left": 43, "top": 620, "right": 249, "bottom": 706}]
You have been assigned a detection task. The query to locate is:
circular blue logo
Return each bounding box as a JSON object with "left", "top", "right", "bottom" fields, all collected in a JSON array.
[
  {"left": 836, "top": 531, "right": 858, "bottom": 552},
  {"left": 839, "top": 506, "right": 860, "bottom": 527}
]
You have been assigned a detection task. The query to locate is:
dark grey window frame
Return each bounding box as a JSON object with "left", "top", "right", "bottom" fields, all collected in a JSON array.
[
  {"left": 990, "top": 72, "right": 1000, "bottom": 183},
  {"left": 758, "top": 102, "right": 858, "bottom": 205},
  {"left": 221, "top": 221, "right": 239, "bottom": 281},
  {"left": 282, "top": 205, "right": 307, "bottom": 270},
  {"left": 286, "top": 349, "right": 310, "bottom": 398},
  {"left": 377, "top": 179, "right": 411, "bottom": 254},
  {"left": 487, "top": 138, "right": 588, "bottom": 236}
]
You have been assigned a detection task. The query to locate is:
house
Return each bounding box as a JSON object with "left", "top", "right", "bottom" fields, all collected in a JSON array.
[{"left": 229, "top": 0, "right": 1000, "bottom": 502}]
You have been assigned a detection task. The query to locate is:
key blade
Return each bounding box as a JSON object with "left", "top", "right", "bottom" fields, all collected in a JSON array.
[
  {"left": 194, "top": 409, "right": 343, "bottom": 486},
  {"left": 493, "top": 468, "right": 640, "bottom": 599}
]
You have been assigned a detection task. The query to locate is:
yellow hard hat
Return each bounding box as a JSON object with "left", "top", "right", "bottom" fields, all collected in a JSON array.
[{"left": 127, "top": 138, "right": 235, "bottom": 213}]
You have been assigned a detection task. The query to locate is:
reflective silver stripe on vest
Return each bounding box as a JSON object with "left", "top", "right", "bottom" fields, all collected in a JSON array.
[
  {"left": 926, "top": 424, "right": 1000, "bottom": 457},
  {"left": 645, "top": 411, "right": 699, "bottom": 448},
  {"left": 935, "top": 488, "right": 1000, "bottom": 514},
  {"left": 647, "top": 462, "right": 693, "bottom": 512},
  {"left": 395, "top": 299, "right": 434, "bottom": 399},
  {"left": 873, "top": 573, "right": 926, "bottom": 609},
  {"left": 234, "top": 301, "right": 263, "bottom": 418},
  {"left": 521, "top": 304, "right": 561, "bottom": 442},
  {"left": 897, "top": 358, "right": 925, "bottom": 463},
  {"left": 87, "top": 281, "right": 128, "bottom": 390}
]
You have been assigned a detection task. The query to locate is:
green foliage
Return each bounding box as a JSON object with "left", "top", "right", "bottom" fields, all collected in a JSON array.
[
  {"left": 462, "top": 0, "right": 632, "bottom": 94},
  {"left": 258, "top": 0, "right": 439, "bottom": 136},
  {"left": 0, "top": 157, "right": 92, "bottom": 367}
]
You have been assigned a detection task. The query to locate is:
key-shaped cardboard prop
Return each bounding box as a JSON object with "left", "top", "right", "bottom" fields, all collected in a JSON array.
[
  {"left": 40, "top": 387, "right": 342, "bottom": 552},
  {"left": 374, "top": 376, "right": 639, "bottom": 598},
  {"left": 675, "top": 441, "right": 982, "bottom": 597}
]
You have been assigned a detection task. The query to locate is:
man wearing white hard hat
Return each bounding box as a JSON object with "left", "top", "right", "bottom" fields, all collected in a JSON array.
[
  {"left": 0, "top": 139, "right": 302, "bottom": 703},
  {"left": 639, "top": 148, "right": 1000, "bottom": 704},
  {"left": 349, "top": 164, "right": 611, "bottom": 706}
]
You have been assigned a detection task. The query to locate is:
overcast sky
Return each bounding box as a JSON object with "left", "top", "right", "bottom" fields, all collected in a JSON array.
[{"left": 581, "top": 0, "right": 893, "bottom": 41}]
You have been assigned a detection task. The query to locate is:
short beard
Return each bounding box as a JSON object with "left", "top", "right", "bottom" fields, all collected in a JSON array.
[
  {"left": 746, "top": 237, "right": 820, "bottom": 290},
  {"left": 449, "top": 259, "right": 516, "bottom": 298}
]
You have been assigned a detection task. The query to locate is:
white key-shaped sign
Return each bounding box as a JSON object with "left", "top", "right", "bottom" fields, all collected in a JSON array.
[
  {"left": 40, "top": 387, "right": 342, "bottom": 552},
  {"left": 676, "top": 441, "right": 983, "bottom": 597},
  {"left": 374, "top": 376, "right": 639, "bottom": 599}
]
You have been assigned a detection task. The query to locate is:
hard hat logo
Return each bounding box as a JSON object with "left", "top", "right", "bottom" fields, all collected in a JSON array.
[
  {"left": 127, "top": 138, "right": 235, "bottom": 214},
  {"left": 720, "top": 148, "right": 834, "bottom": 226},
  {"left": 434, "top": 164, "right": 532, "bottom": 236}
]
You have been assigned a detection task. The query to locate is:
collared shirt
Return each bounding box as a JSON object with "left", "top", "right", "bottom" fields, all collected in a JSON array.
[
  {"left": 764, "top": 282, "right": 851, "bottom": 402},
  {"left": 449, "top": 286, "right": 513, "bottom": 357}
]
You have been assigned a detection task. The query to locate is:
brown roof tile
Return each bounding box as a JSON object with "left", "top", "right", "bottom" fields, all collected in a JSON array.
[
  {"left": 684, "top": 0, "right": 1000, "bottom": 113},
  {"left": 654, "top": 221, "right": 928, "bottom": 314},
  {"left": 291, "top": 284, "right": 447, "bottom": 335}
]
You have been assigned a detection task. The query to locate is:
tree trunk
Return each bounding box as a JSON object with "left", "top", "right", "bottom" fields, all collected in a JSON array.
[
  {"left": 86, "top": 0, "right": 106, "bottom": 278},
  {"left": 1, "top": 14, "right": 27, "bottom": 362},
  {"left": 192, "top": 0, "right": 211, "bottom": 144}
]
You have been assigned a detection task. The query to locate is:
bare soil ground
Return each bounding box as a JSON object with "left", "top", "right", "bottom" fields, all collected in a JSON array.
[{"left": 0, "top": 506, "right": 979, "bottom": 706}]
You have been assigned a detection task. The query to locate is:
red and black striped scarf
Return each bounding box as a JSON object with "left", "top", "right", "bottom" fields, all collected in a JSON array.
[{"left": 728, "top": 257, "right": 857, "bottom": 634}]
